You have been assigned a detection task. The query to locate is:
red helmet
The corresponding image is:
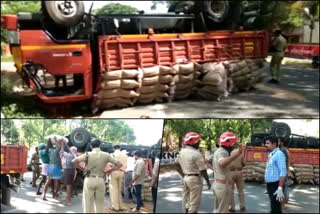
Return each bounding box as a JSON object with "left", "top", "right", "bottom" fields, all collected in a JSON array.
[
  {"left": 219, "top": 132, "right": 238, "bottom": 147},
  {"left": 184, "top": 132, "right": 201, "bottom": 145}
]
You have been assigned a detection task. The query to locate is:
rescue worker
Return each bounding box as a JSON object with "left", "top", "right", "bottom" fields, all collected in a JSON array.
[
  {"left": 228, "top": 143, "right": 246, "bottom": 212},
  {"left": 175, "top": 132, "right": 211, "bottom": 213},
  {"left": 269, "top": 29, "right": 287, "bottom": 84},
  {"left": 109, "top": 145, "right": 128, "bottom": 212},
  {"left": 72, "top": 138, "right": 122, "bottom": 213},
  {"left": 208, "top": 132, "right": 243, "bottom": 213}
]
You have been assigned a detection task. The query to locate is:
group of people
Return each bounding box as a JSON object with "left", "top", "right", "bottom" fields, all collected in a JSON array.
[
  {"left": 175, "top": 131, "right": 290, "bottom": 213},
  {"left": 30, "top": 135, "right": 79, "bottom": 206},
  {"left": 30, "top": 136, "right": 160, "bottom": 213}
]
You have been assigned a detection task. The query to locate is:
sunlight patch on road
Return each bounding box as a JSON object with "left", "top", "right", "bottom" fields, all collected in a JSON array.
[
  {"left": 164, "top": 194, "right": 182, "bottom": 202},
  {"left": 258, "top": 84, "right": 306, "bottom": 101}
]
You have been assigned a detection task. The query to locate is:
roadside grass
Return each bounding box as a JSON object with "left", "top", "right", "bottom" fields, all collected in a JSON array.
[{"left": 1, "top": 55, "right": 13, "bottom": 63}]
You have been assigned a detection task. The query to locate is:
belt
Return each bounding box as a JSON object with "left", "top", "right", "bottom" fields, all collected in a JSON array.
[
  {"left": 185, "top": 174, "right": 199, "bottom": 177},
  {"left": 215, "top": 179, "right": 226, "bottom": 184},
  {"left": 230, "top": 168, "right": 242, "bottom": 171},
  {"left": 86, "top": 174, "right": 104, "bottom": 178}
]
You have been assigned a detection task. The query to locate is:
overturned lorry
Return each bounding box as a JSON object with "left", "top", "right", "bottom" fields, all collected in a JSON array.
[{"left": 1, "top": 1, "right": 269, "bottom": 113}]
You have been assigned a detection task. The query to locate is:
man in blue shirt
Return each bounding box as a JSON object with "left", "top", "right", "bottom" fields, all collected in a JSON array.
[{"left": 264, "top": 135, "right": 287, "bottom": 214}]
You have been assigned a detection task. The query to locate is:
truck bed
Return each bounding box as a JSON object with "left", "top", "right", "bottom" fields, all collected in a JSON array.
[{"left": 1, "top": 145, "right": 28, "bottom": 174}]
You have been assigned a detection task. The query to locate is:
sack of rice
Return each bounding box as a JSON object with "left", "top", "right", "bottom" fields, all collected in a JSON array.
[
  {"left": 101, "top": 79, "right": 121, "bottom": 90},
  {"left": 121, "top": 79, "right": 140, "bottom": 89},
  {"left": 141, "top": 66, "right": 160, "bottom": 77},
  {"left": 102, "top": 70, "right": 122, "bottom": 80},
  {"left": 142, "top": 76, "right": 159, "bottom": 86},
  {"left": 292, "top": 164, "right": 313, "bottom": 169},
  {"left": 122, "top": 69, "right": 140, "bottom": 79},
  {"left": 179, "top": 73, "right": 194, "bottom": 83},
  {"left": 159, "top": 74, "right": 174, "bottom": 84},
  {"left": 138, "top": 98, "right": 155, "bottom": 104},
  {"left": 160, "top": 66, "right": 177, "bottom": 75},
  {"left": 179, "top": 62, "right": 195, "bottom": 75}
]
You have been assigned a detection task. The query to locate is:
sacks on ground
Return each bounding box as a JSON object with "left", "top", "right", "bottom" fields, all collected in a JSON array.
[
  {"left": 179, "top": 62, "right": 196, "bottom": 75},
  {"left": 294, "top": 167, "right": 314, "bottom": 173},
  {"left": 141, "top": 66, "right": 160, "bottom": 77},
  {"left": 159, "top": 74, "right": 174, "bottom": 84},
  {"left": 160, "top": 66, "right": 177, "bottom": 75},
  {"left": 140, "top": 84, "right": 169, "bottom": 94},
  {"left": 102, "top": 69, "right": 140, "bottom": 80},
  {"left": 101, "top": 79, "right": 140, "bottom": 90},
  {"left": 140, "top": 92, "right": 169, "bottom": 100},
  {"left": 253, "top": 166, "right": 266, "bottom": 174},
  {"left": 97, "top": 89, "right": 139, "bottom": 99},
  {"left": 142, "top": 76, "right": 159, "bottom": 86},
  {"left": 295, "top": 171, "right": 314, "bottom": 177},
  {"left": 96, "top": 97, "right": 134, "bottom": 109},
  {"left": 292, "top": 164, "right": 314, "bottom": 169}
]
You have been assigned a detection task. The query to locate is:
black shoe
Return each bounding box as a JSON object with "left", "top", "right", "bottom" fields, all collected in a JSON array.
[{"left": 36, "top": 192, "right": 42, "bottom": 195}]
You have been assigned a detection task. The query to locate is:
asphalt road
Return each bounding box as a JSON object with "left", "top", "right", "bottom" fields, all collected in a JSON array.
[
  {"left": 1, "top": 61, "right": 319, "bottom": 118},
  {"left": 1, "top": 171, "right": 152, "bottom": 213},
  {"left": 156, "top": 171, "right": 320, "bottom": 213}
]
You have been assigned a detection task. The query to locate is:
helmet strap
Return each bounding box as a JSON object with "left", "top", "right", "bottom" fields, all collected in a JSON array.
[{"left": 221, "top": 146, "right": 232, "bottom": 155}]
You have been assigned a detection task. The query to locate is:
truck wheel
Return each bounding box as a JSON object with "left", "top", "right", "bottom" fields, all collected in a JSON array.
[
  {"left": 69, "top": 128, "right": 91, "bottom": 148},
  {"left": 204, "top": 0, "right": 230, "bottom": 23},
  {"left": 1, "top": 187, "right": 11, "bottom": 206},
  {"left": 44, "top": 1, "right": 85, "bottom": 27},
  {"left": 271, "top": 122, "right": 291, "bottom": 141}
]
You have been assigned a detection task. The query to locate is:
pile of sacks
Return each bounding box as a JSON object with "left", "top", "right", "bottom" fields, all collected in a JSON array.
[
  {"left": 96, "top": 69, "right": 141, "bottom": 108},
  {"left": 292, "top": 164, "right": 315, "bottom": 184},
  {"left": 195, "top": 62, "right": 229, "bottom": 101},
  {"left": 224, "top": 59, "right": 265, "bottom": 92},
  {"left": 242, "top": 162, "right": 265, "bottom": 183},
  {"left": 138, "top": 66, "right": 175, "bottom": 104},
  {"left": 171, "top": 62, "right": 200, "bottom": 100},
  {"left": 314, "top": 165, "right": 319, "bottom": 185}
]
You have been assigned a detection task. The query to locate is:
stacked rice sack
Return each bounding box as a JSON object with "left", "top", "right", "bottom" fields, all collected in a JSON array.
[
  {"left": 224, "top": 59, "right": 265, "bottom": 92},
  {"left": 314, "top": 165, "right": 319, "bottom": 185},
  {"left": 242, "top": 162, "right": 265, "bottom": 183},
  {"left": 97, "top": 70, "right": 141, "bottom": 109},
  {"left": 138, "top": 66, "right": 175, "bottom": 104},
  {"left": 195, "top": 62, "right": 229, "bottom": 101},
  {"left": 143, "top": 176, "right": 153, "bottom": 202},
  {"left": 292, "top": 164, "right": 314, "bottom": 184},
  {"left": 171, "top": 62, "right": 200, "bottom": 100}
]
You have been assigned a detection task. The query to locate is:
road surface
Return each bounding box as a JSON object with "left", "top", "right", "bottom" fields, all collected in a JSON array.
[
  {"left": 156, "top": 171, "right": 319, "bottom": 213},
  {"left": 1, "top": 171, "right": 152, "bottom": 213}
]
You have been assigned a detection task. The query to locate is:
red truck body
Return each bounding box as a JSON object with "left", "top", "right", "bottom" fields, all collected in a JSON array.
[
  {"left": 9, "top": 28, "right": 268, "bottom": 105},
  {"left": 1, "top": 145, "right": 28, "bottom": 175},
  {"left": 285, "top": 43, "right": 320, "bottom": 59},
  {"left": 244, "top": 146, "right": 319, "bottom": 165}
]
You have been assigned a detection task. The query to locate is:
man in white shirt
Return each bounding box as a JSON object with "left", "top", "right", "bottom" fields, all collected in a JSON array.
[{"left": 123, "top": 151, "right": 135, "bottom": 203}]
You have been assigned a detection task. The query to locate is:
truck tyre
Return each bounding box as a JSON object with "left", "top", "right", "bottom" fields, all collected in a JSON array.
[
  {"left": 271, "top": 122, "right": 291, "bottom": 141},
  {"left": 204, "top": 0, "right": 230, "bottom": 23},
  {"left": 44, "top": 1, "right": 85, "bottom": 27},
  {"left": 1, "top": 187, "right": 11, "bottom": 206},
  {"left": 69, "top": 128, "right": 91, "bottom": 148}
]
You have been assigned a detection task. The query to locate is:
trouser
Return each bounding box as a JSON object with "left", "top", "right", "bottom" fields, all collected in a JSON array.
[
  {"left": 229, "top": 170, "right": 245, "bottom": 210},
  {"left": 152, "top": 187, "right": 157, "bottom": 213},
  {"left": 123, "top": 171, "right": 133, "bottom": 202},
  {"left": 182, "top": 175, "right": 203, "bottom": 213},
  {"left": 270, "top": 55, "right": 284, "bottom": 81},
  {"left": 83, "top": 177, "right": 105, "bottom": 213},
  {"left": 213, "top": 181, "right": 230, "bottom": 213},
  {"left": 133, "top": 184, "right": 143, "bottom": 211},
  {"left": 110, "top": 171, "right": 125, "bottom": 210},
  {"left": 267, "top": 181, "right": 282, "bottom": 214},
  {"left": 283, "top": 178, "right": 289, "bottom": 201},
  {"left": 32, "top": 166, "right": 40, "bottom": 186}
]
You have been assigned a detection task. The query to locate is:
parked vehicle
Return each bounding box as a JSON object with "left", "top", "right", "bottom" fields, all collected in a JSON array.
[{"left": 0, "top": 145, "right": 28, "bottom": 206}]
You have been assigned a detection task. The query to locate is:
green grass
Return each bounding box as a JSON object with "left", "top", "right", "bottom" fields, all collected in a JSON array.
[{"left": 1, "top": 55, "right": 13, "bottom": 63}]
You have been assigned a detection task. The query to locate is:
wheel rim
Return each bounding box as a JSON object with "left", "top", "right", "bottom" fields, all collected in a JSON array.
[
  {"left": 74, "top": 132, "right": 84, "bottom": 144},
  {"left": 55, "top": 1, "right": 77, "bottom": 17},
  {"left": 208, "top": 1, "right": 227, "bottom": 19}
]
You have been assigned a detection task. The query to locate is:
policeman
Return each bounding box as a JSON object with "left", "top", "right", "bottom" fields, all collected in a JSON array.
[
  {"left": 72, "top": 139, "right": 122, "bottom": 213},
  {"left": 208, "top": 132, "right": 243, "bottom": 213},
  {"left": 228, "top": 143, "right": 246, "bottom": 212},
  {"left": 109, "top": 145, "right": 128, "bottom": 211},
  {"left": 175, "top": 132, "right": 211, "bottom": 213},
  {"left": 269, "top": 29, "right": 287, "bottom": 83}
]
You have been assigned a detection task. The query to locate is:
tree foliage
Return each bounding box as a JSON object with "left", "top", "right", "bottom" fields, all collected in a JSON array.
[
  {"left": 164, "top": 119, "right": 273, "bottom": 151},
  {"left": 94, "top": 3, "right": 139, "bottom": 15},
  {"left": 1, "top": 119, "right": 136, "bottom": 148},
  {"left": 1, "top": 1, "right": 41, "bottom": 14}
]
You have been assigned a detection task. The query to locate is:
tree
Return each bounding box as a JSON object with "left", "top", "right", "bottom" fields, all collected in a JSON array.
[
  {"left": 94, "top": 3, "right": 139, "bottom": 15},
  {"left": 1, "top": 119, "right": 19, "bottom": 143}
]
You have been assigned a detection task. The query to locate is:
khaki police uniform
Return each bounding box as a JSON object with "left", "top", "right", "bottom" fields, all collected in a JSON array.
[
  {"left": 270, "top": 34, "right": 287, "bottom": 81},
  {"left": 110, "top": 150, "right": 128, "bottom": 210},
  {"left": 176, "top": 145, "right": 206, "bottom": 213},
  {"left": 31, "top": 151, "right": 41, "bottom": 187},
  {"left": 228, "top": 150, "right": 245, "bottom": 210},
  {"left": 74, "top": 148, "right": 120, "bottom": 213},
  {"left": 210, "top": 147, "right": 231, "bottom": 213}
]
